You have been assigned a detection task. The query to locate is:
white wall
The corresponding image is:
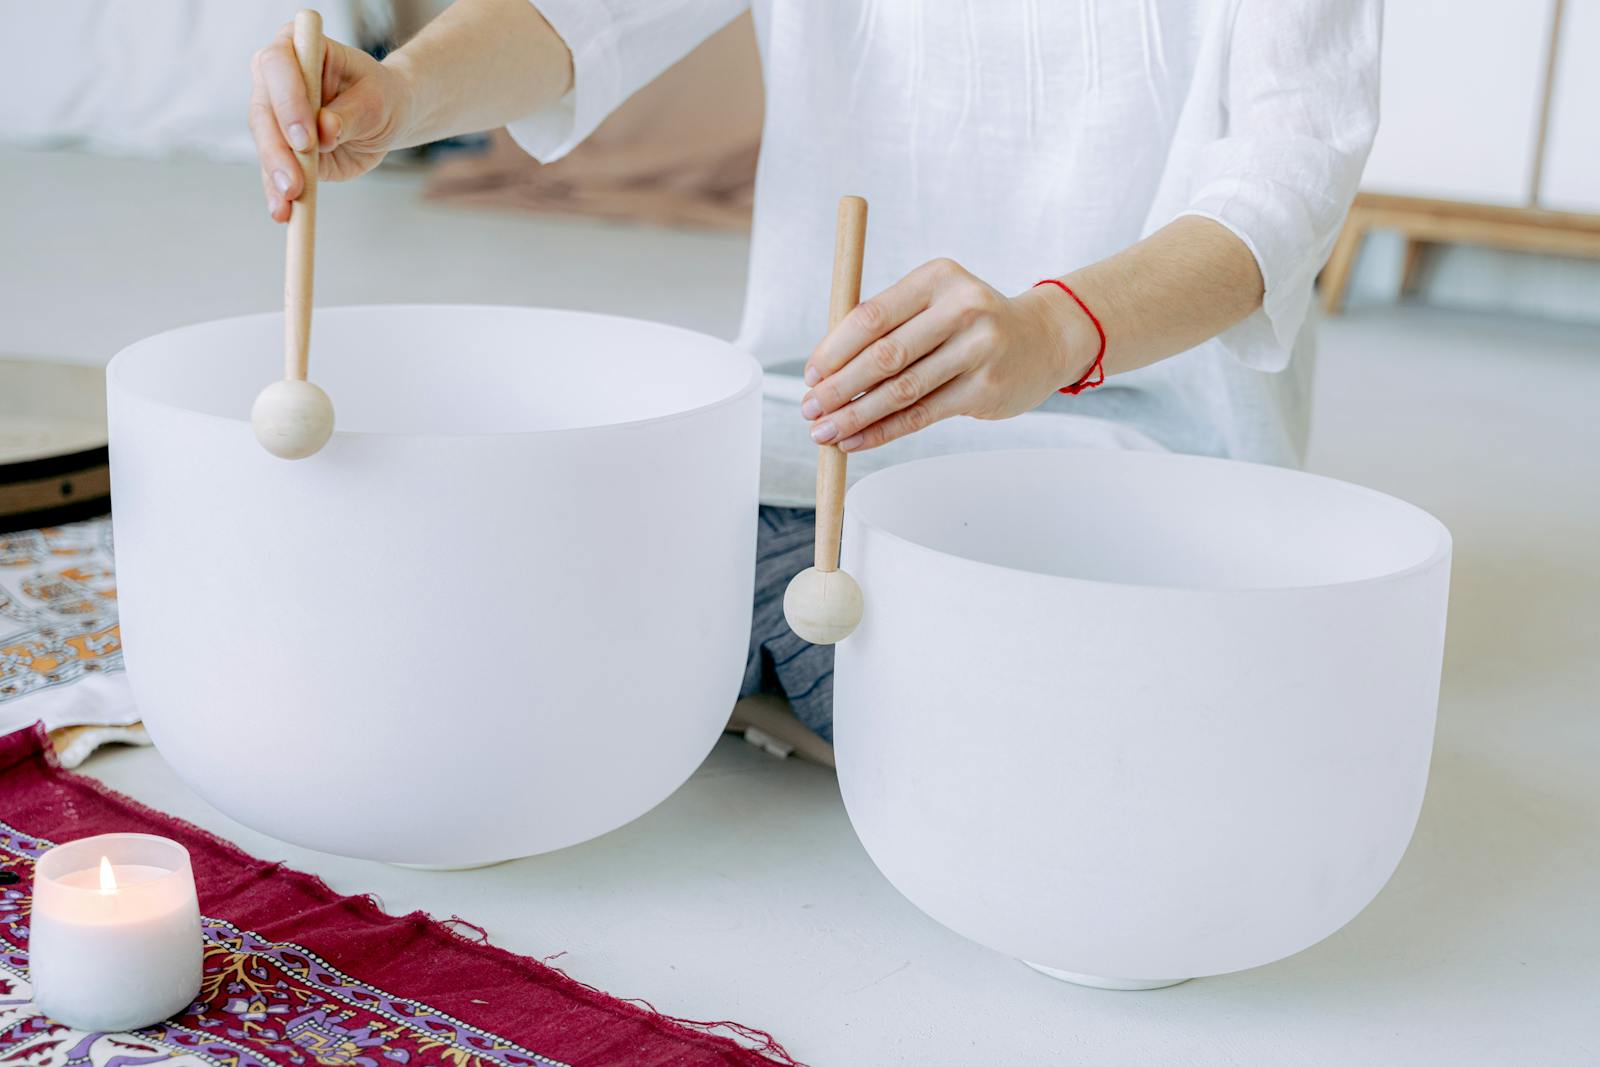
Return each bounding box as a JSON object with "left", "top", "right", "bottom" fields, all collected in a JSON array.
[{"left": 1350, "top": 0, "right": 1600, "bottom": 324}]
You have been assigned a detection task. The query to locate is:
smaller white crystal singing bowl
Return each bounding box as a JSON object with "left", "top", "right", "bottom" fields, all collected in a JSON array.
[
  {"left": 109, "top": 307, "right": 761, "bottom": 867},
  {"left": 833, "top": 449, "right": 1452, "bottom": 988}
]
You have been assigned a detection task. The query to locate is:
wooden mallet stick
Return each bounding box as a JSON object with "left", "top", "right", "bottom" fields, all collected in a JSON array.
[
  {"left": 251, "top": 9, "right": 336, "bottom": 460},
  {"left": 783, "top": 196, "right": 868, "bottom": 645}
]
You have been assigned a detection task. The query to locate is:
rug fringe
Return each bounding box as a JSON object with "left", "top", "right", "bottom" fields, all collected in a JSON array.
[{"left": 536, "top": 957, "right": 807, "bottom": 1067}]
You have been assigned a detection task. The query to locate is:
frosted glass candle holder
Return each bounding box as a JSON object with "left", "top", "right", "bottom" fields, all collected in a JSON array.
[
  {"left": 833, "top": 449, "right": 1452, "bottom": 988},
  {"left": 31, "top": 833, "right": 203, "bottom": 1032},
  {"left": 108, "top": 307, "right": 761, "bottom": 867}
]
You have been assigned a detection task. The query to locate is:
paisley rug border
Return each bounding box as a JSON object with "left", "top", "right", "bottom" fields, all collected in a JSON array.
[{"left": 0, "top": 723, "right": 799, "bottom": 1067}]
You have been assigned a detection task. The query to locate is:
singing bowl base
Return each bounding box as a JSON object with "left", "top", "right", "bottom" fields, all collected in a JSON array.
[
  {"left": 1023, "top": 962, "right": 1191, "bottom": 991},
  {"left": 390, "top": 860, "right": 513, "bottom": 872}
]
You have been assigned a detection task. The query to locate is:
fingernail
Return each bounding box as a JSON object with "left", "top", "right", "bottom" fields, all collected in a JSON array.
[
  {"left": 811, "top": 420, "right": 838, "bottom": 444},
  {"left": 804, "top": 366, "right": 820, "bottom": 386},
  {"left": 287, "top": 123, "right": 311, "bottom": 151},
  {"left": 800, "top": 397, "right": 822, "bottom": 420},
  {"left": 272, "top": 169, "right": 291, "bottom": 194},
  {"left": 268, "top": 197, "right": 282, "bottom": 218},
  {"left": 839, "top": 434, "right": 864, "bottom": 451}
]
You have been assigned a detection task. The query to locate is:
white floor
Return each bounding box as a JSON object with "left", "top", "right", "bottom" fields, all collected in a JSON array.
[{"left": 5, "top": 149, "right": 1600, "bottom": 1065}]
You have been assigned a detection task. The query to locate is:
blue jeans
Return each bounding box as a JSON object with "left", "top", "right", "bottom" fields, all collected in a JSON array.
[{"left": 738, "top": 506, "right": 835, "bottom": 742}]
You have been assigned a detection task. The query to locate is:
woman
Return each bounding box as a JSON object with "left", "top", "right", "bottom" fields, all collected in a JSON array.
[{"left": 250, "top": 0, "right": 1379, "bottom": 741}]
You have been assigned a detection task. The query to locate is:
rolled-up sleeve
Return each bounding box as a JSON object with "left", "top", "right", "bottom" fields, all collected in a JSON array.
[
  {"left": 1182, "top": 0, "right": 1380, "bottom": 371},
  {"left": 508, "top": 0, "right": 749, "bottom": 162}
]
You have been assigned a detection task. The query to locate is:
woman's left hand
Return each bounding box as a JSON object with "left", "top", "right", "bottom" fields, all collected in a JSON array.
[{"left": 801, "top": 258, "right": 1095, "bottom": 452}]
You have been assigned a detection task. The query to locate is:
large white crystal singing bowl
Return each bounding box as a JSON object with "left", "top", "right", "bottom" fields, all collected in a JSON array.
[
  {"left": 108, "top": 306, "right": 761, "bottom": 867},
  {"left": 833, "top": 449, "right": 1451, "bottom": 987}
]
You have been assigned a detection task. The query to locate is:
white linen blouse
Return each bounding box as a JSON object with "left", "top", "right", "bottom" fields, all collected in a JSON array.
[{"left": 510, "top": 0, "right": 1380, "bottom": 506}]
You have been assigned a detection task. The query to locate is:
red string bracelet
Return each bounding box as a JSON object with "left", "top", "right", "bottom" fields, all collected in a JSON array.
[{"left": 1034, "top": 279, "right": 1106, "bottom": 395}]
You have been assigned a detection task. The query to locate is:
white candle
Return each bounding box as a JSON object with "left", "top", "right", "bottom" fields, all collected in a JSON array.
[{"left": 29, "top": 833, "right": 203, "bottom": 1032}]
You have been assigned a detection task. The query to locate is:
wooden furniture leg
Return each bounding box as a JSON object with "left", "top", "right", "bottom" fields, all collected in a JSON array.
[
  {"left": 1399, "top": 238, "right": 1429, "bottom": 297},
  {"left": 1320, "top": 206, "right": 1369, "bottom": 315}
]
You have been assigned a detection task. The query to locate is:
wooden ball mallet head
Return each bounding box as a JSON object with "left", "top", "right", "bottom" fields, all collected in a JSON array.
[
  {"left": 251, "top": 9, "right": 336, "bottom": 460},
  {"left": 783, "top": 196, "right": 868, "bottom": 645}
]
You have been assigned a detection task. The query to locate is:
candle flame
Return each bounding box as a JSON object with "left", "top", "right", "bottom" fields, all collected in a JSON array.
[{"left": 98, "top": 855, "right": 117, "bottom": 894}]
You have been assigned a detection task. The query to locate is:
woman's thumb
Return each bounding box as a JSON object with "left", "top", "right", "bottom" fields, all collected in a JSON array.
[{"left": 318, "top": 78, "right": 386, "bottom": 150}]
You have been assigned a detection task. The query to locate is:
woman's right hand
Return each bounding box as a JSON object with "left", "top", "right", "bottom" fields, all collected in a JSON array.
[{"left": 249, "top": 23, "right": 416, "bottom": 222}]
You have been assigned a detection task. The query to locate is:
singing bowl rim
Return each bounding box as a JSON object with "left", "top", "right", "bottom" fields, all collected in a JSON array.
[
  {"left": 106, "top": 304, "right": 763, "bottom": 443},
  {"left": 843, "top": 447, "right": 1453, "bottom": 597}
]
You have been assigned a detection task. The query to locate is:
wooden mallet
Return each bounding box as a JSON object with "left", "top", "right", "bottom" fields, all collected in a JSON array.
[
  {"left": 783, "top": 195, "right": 868, "bottom": 645},
  {"left": 252, "top": 9, "right": 336, "bottom": 460}
]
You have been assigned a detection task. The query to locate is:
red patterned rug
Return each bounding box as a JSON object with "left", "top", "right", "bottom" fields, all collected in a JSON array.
[{"left": 0, "top": 724, "right": 800, "bottom": 1067}]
